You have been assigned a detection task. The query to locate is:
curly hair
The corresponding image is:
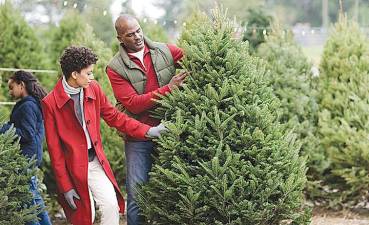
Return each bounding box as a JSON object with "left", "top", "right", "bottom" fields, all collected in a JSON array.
[
  {"left": 10, "top": 70, "right": 47, "bottom": 102},
  {"left": 59, "top": 46, "right": 98, "bottom": 79}
]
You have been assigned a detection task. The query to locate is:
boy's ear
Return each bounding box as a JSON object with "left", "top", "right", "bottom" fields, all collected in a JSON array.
[{"left": 71, "top": 71, "right": 78, "bottom": 79}]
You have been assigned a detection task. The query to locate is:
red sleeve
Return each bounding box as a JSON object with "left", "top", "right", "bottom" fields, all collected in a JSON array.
[
  {"left": 94, "top": 81, "right": 151, "bottom": 139},
  {"left": 41, "top": 100, "right": 74, "bottom": 193},
  {"left": 167, "top": 44, "right": 183, "bottom": 65},
  {"left": 106, "top": 67, "right": 171, "bottom": 114}
]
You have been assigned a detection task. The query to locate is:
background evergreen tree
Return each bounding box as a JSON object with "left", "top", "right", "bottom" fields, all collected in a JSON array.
[
  {"left": 0, "top": 79, "right": 10, "bottom": 121},
  {"left": 137, "top": 9, "right": 309, "bottom": 225},
  {"left": 81, "top": 0, "right": 115, "bottom": 45},
  {"left": 0, "top": 124, "right": 40, "bottom": 225},
  {"left": 256, "top": 27, "right": 320, "bottom": 193},
  {"left": 0, "top": 1, "right": 52, "bottom": 92},
  {"left": 315, "top": 14, "right": 369, "bottom": 207},
  {"left": 140, "top": 20, "right": 169, "bottom": 43},
  {"left": 242, "top": 8, "right": 273, "bottom": 51},
  {"left": 48, "top": 10, "right": 85, "bottom": 72}
]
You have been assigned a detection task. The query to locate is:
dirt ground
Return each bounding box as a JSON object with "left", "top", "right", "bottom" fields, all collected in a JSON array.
[
  {"left": 53, "top": 216, "right": 369, "bottom": 225},
  {"left": 52, "top": 209, "right": 369, "bottom": 225},
  {"left": 311, "top": 217, "right": 369, "bottom": 225},
  {"left": 310, "top": 208, "right": 369, "bottom": 225}
]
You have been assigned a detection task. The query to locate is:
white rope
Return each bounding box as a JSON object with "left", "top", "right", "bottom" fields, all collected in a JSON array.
[
  {"left": 0, "top": 102, "right": 16, "bottom": 105},
  {"left": 0, "top": 68, "right": 58, "bottom": 74}
]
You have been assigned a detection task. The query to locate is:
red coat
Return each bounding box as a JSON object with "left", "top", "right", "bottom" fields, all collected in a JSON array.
[{"left": 41, "top": 79, "right": 150, "bottom": 225}]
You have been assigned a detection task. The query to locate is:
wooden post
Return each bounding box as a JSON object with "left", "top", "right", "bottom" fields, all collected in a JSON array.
[
  {"left": 322, "top": 0, "right": 329, "bottom": 28},
  {"left": 354, "top": 0, "right": 360, "bottom": 22}
]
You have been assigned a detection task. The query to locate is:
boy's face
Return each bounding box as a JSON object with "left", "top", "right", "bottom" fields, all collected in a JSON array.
[{"left": 72, "top": 64, "right": 94, "bottom": 88}]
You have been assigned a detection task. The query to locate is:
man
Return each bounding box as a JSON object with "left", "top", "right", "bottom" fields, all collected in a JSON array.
[
  {"left": 106, "top": 14, "right": 187, "bottom": 225},
  {"left": 42, "top": 46, "right": 166, "bottom": 225}
]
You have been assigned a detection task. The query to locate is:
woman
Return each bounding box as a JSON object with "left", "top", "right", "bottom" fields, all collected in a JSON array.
[{"left": 0, "top": 70, "right": 51, "bottom": 225}]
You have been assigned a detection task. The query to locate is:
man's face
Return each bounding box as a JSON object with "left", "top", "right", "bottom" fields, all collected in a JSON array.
[
  {"left": 73, "top": 64, "right": 94, "bottom": 88},
  {"left": 117, "top": 19, "right": 144, "bottom": 53}
]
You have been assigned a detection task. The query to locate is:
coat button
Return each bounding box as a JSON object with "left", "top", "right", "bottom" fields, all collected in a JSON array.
[
  {"left": 94, "top": 141, "right": 98, "bottom": 146},
  {"left": 86, "top": 120, "right": 90, "bottom": 125}
]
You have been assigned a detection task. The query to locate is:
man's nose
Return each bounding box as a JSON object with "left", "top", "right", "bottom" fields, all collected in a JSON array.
[{"left": 134, "top": 32, "right": 140, "bottom": 39}]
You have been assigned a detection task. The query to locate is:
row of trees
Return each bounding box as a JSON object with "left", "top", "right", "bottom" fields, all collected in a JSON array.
[
  {"left": 153, "top": 0, "right": 369, "bottom": 32},
  {"left": 314, "top": 15, "right": 369, "bottom": 207},
  {"left": 2, "top": 0, "right": 369, "bottom": 224},
  {"left": 9, "top": 0, "right": 369, "bottom": 48}
]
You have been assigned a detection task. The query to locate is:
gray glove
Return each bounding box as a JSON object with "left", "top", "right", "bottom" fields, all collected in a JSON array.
[
  {"left": 146, "top": 123, "right": 167, "bottom": 138},
  {"left": 64, "top": 188, "right": 80, "bottom": 210}
]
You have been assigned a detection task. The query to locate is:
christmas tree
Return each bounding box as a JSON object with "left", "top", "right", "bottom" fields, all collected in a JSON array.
[
  {"left": 0, "top": 125, "right": 39, "bottom": 225},
  {"left": 316, "top": 14, "right": 369, "bottom": 206},
  {"left": 242, "top": 8, "right": 273, "bottom": 51},
  {"left": 137, "top": 9, "right": 309, "bottom": 224},
  {"left": 49, "top": 10, "right": 86, "bottom": 72},
  {"left": 0, "top": 1, "right": 51, "bottom": 92},
  {"left": 256, "top": 27, "right": 320, "bottom": 191}
]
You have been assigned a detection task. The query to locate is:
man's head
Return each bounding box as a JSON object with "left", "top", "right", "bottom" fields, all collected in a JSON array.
[
  {"left": 115, "top": 14, "right": 144, "bottom": 53},
  {"left": 59, "top": 46, "right": 98, "bottom": 88}
]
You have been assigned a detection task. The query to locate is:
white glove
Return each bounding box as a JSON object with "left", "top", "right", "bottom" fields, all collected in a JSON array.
[
  {"left": 146, "top": 123, "right": 167, "bottom": 138},
  {"left": 64, "top": 188, "right": 80, "bottom": 210}
]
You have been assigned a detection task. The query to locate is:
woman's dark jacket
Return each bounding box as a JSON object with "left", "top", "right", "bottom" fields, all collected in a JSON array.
[{"left": 0, "top": 96, "right": 44, "bottom": 167}]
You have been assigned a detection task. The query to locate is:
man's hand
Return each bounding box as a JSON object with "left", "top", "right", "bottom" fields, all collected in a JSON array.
[
  {"left": 64, "top": 189, "right": 80, "bottom": 210},
  {"left": 146, "top": 123, "right": 168, "bottom": 138},
  {"left": 168, "top": 71, "right": 189, "bottom": 90}
]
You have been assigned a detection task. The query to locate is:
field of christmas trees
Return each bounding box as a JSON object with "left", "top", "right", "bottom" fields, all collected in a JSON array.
[{"left": 2, "top": 0, "right": 369, "bottom": 224}]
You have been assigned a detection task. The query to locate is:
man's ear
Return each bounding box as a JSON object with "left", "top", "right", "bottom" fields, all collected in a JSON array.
[{"left": 117, "top": 36, "right": 124, "bottom": 45}]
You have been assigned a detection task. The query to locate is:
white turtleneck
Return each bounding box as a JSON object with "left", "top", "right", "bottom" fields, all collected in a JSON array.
[{"left": 128, "top": 47, "right": 145, "bottom": 68}]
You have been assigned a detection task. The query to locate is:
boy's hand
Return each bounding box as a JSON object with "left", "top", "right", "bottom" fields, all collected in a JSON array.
[{"left": 64, "top": 188, "right": 80, "bottom": 210}]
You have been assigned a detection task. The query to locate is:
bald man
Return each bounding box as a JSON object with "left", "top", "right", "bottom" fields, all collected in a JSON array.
[{"left": 106, "top": 14, "right": 187, "bottom": 225}]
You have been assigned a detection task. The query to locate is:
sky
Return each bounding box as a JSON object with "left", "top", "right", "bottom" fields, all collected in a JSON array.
[
  {"left": 0, "top": 0, "right": 164, "bottom": 23},
  {"left": 110, "top": 0, "right": 164, "bottom": 20}
]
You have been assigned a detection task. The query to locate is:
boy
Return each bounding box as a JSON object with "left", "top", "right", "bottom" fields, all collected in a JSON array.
[{"left": 42, "top": 46, "right": 165, "bottom": 225}]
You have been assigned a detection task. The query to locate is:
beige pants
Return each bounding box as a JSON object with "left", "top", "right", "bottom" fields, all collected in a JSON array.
[{"left": 88, "top": 157, "right": 120, "bottom": 225}]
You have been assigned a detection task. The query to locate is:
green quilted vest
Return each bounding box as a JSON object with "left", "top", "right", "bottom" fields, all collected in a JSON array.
[
  {"left": 107, "top": 37, "right": 176, "bottom": 120},
  {"left": 108, "top": 37, "right": 176, "bottom": 94}
]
